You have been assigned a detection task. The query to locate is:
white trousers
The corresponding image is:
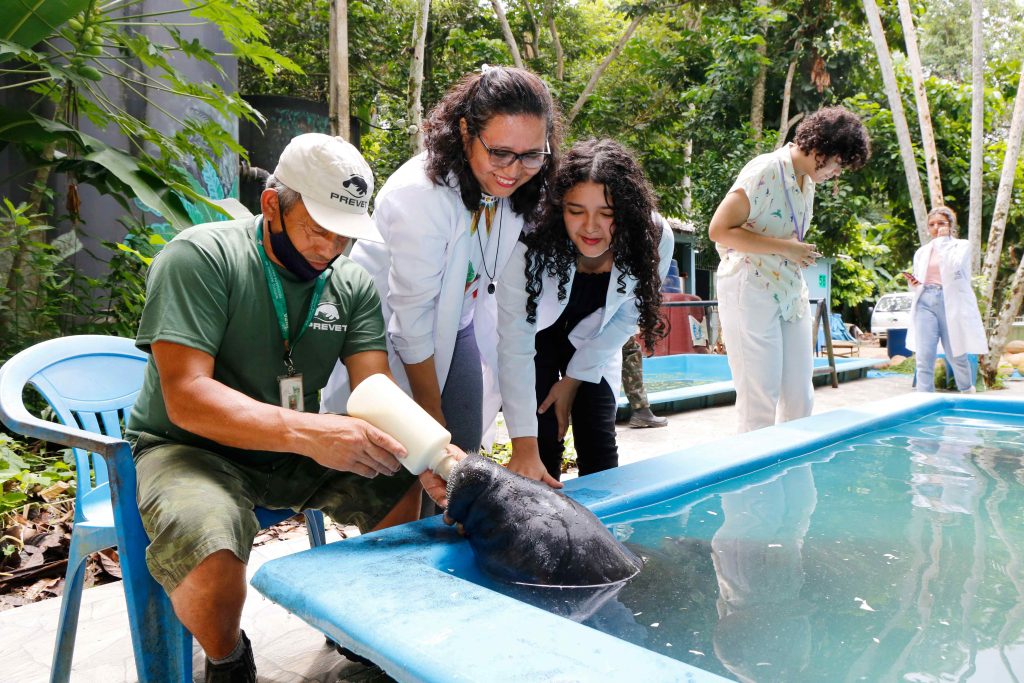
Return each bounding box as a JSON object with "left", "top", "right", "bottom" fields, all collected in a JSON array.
[{"left": 717, "top": 271, "right": 814, "bottom": 433}]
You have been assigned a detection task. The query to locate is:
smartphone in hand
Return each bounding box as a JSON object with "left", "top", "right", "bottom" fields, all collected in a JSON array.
[{"left": 901, "top": 271, "right": 920, "bottom": 285}]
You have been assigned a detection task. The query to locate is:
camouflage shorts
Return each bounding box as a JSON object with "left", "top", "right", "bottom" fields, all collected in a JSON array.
[{"left": 132, "top": 433, "right": 416, "bottom": 593}]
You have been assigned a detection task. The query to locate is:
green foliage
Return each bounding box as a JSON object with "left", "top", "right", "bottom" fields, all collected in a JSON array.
[
  {"left": 482, "top": 417, "right": 577, "bottom": 473},
  {"left": 886, "top": 357, "right": 916, "bottom": 374},
  {"left": 88, "top": 218, "right": 166, "bottom": 339},
  {"left": 0, "top": 110, "right": 224, "bottom": 232},
  {"left": 0, "top": 0, "right": 294, "bottom": 360},
  {"left": 0, "top": 199, "right": 81, "bottom": 363},
  {"left": 0, "top": 199, "right": 165, "bottom": 363},
  {"left": 0, "top": 0, "right": 297, "bottom": 327},
  {"left": 236, "top": 0, "right": 1024, "bottom": 325},
  {"left": 5, "top": 0, "right": 299, "bottom": 172},
  {"left": 918, "top": 0, "right": 1024, "bottom": 83},
  {"left": 0, "top": 433, "right": 75, "bottom": 522}
]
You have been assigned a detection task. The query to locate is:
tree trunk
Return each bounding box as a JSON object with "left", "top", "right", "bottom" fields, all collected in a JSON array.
[
  {"left": 490, "top": 0, "right": 524, "bottom": 68},
  {"left": 749, "top": 0, "right": 769, "bottom": 140},
  {"left": 683, "top": 103, "right": 694, "bottom": 213},
  {"left": 897, "top": 0, "right": 942, "bottom": 208},
  {"left": 968, "top": 0, "right": 985, "bottom": 270},
  {"left": 980, "top": 62, "right": 1024, "bottom": 314},
  {"left": 775, "top": 58, "right": 799, "bottom": 149},
  {"left": 407, "top": 0, "right": 431, "bottom": 154},
  {"left": 979, "top": 255, "right": 1024, "bottom": 386},
  {"left": 545, "top": 0, "right": 564, "bottom": 81},
  {"left": 328, "top": 0, "right": 350, "bottom": 141},
  {"left": 861, "top": 0, "right": 930, "bottom": 245},
  {"left": 566, "top": 14, "right": 644, "bottom": 127},
  {"left": 522, "top": 0, "right": 542, "bottom": 58}
]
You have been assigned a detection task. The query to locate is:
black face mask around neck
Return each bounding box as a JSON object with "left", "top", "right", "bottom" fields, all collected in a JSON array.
[{"left": 268, "top": 210, "right": 328, "bottom": 281}]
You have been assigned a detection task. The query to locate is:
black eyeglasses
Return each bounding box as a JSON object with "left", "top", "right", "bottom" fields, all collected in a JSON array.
[{"left": 477, "top": 137, "right": 550, "bottom": 170}]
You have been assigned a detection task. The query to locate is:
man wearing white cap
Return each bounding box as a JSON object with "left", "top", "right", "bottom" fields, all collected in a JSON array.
[{"left": 125, "top": 134, "right": 451, "bottom": 682}]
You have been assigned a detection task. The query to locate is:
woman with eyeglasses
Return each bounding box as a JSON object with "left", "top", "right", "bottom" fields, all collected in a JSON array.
[
  {"left": 904, "top": 206, "right": 987, "bottom": 392},
  {"left": 496, "top": 138, "right": 672, "bottom": 487},
  {"left": 323, "top": 66, "right": 561, "bottom": 460},
  {"left": 708, "top": 106, "right": 870, "bottom": 433}
]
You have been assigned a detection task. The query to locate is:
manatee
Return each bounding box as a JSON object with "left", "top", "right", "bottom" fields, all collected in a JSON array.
[
  {"left": 343, "top": 175, "right": 368, "bottom": 196},
  {"left": 444, "top": 455, "right": 643, "bottom": 587}
]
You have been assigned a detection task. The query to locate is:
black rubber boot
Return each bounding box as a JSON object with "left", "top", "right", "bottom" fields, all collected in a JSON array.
[
  {"left": 629, "top": 407, "right": 668, "bottom": 428},
  {"left": 205, "top": 631, "right": 256, "bottom": 683}
]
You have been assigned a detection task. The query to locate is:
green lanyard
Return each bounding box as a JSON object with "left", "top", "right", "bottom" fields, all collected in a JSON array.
[{"left": 254, "top": 223, "right": 330, "bottom": 375}]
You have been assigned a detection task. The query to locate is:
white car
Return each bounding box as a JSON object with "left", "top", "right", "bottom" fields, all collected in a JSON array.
[{"left": 870, "top": 292, "right": 913, "bottom": 346}]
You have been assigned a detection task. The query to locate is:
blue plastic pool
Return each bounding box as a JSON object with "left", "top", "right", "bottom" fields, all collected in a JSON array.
[
  {"left": 252, "top": 393, "right": 1024, "bottom": 682},
  {"left": 618, "top": 353, "right": 885, "bottom": 415}
]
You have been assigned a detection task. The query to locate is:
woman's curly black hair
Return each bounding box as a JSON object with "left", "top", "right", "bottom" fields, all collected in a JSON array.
[
  {"left": 524, "top": 138, "right": 667, "bottom": 351},
  {"left": 793, "top": 106, "right": 871, "bottom": 171},
  {"left": 422, "top": 66, "right": 561, "bottom": 218}
]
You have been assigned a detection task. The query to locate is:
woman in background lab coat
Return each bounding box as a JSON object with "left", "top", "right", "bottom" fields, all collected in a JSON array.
[{"left": 905, "top": 206, "right": 987, "bottom": 392}]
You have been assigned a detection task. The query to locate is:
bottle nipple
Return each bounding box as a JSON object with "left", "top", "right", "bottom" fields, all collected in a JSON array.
[{"left": 431, "top": 451, "right": 458, "bottom": 481}]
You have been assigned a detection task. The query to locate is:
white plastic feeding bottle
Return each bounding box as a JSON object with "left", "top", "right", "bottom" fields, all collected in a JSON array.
[{"left": 346, "top": 373, "right": 458, "bottom": 480}]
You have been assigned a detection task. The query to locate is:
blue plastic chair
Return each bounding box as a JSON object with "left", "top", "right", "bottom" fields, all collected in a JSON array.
[{"left": 0, "top": 335, "right": 327, "bottom": 682}]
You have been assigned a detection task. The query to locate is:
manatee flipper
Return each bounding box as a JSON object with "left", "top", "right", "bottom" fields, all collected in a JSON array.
[{"left": 444, "top": 455, "right": 642, "bottom": 586}]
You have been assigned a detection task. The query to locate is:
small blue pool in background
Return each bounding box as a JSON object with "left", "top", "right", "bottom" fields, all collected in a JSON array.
[
  {"left": 252, "top": 394, "right": 1024, "bottom": 683},
  {"left": 618, "top": 353, "right": 885, "bottom": 415}
]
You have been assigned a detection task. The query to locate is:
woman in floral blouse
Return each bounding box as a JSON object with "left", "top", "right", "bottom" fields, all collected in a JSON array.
[{"left": 709, "top": 107, "right": 870, "bottom": 433}]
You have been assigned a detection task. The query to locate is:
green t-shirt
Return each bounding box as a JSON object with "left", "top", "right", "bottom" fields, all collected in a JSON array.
[{"left": 127, "top": 216, "right": 386, "bottom": 466}]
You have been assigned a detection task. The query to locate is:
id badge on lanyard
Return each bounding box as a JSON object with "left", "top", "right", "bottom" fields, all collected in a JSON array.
[
  {"left": 255, "top": 223, "right": 328, "bottom": 412},
  {"left": 278, "top": 373, "right": 304, "bottom": 411}
]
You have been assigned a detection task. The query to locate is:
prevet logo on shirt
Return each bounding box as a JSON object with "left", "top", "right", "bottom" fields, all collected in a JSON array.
[{"left": 310, "top": 302, "right": 347, "bottom": 332}]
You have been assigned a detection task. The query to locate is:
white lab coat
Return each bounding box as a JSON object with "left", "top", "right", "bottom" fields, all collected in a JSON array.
[
  {"left": 321, "top": 153, "right": 525, "bottom": 445},
  {"left": 906, "top": 236, "right": 988, "bottom": 357},
  {"left": 497, "top": 218, "right": 675, "bottom": 438}
]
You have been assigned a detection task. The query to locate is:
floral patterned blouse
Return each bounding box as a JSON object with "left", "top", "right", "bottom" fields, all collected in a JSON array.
[{"left": 715, "top": 143, "right": 816, "bottom": 321}]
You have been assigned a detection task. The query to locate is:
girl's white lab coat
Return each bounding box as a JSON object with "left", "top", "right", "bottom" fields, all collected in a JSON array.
[
  {"left": 905, "top": 236, "right": 988, "bottom": 357},
  {"left": 496, "top": 219, "right": 675, "bottom": 439},
  {"left": 321, "top": 153, "right": 524, "bottom": 443}
]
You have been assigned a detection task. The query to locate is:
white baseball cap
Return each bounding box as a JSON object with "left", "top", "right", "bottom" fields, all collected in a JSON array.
[{"left": 272, "top": 133, "right": 383, "bottom": 243}]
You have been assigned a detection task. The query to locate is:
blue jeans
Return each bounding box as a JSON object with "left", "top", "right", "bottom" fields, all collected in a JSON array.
[{"left": 914, "top": 285, "right": 974, "bottom": 392}]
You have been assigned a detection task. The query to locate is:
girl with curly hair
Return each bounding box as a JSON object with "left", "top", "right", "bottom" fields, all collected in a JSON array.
[
  {"left": 497, "top": 138, "right": 673, "bottom": 486},
  {"left": 323, "top": 66, "right": 561, "bottom": 459},
  {"left": 709, "top": 105, "right": 870, "bottom": 433}
]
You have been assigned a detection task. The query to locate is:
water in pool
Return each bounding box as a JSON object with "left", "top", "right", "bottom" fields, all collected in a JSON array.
[
  {"left": 621, "top": 374, "right": 716, "bottom": 394},
  {"left": 481, "top": 409, "right": 1024, "bottom": 682}
]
